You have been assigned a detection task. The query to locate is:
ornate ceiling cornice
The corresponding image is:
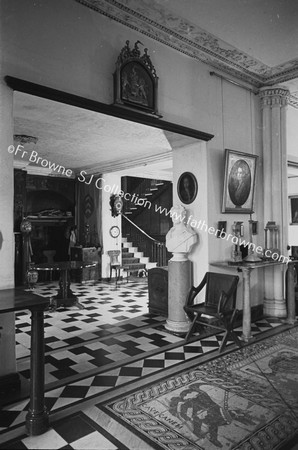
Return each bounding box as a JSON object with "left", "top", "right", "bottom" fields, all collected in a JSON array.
[{"left": 75, "top": 0, "right": 298, "bottom": 106}]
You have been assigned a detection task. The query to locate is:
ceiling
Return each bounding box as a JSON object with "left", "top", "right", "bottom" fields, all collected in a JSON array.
[
  {"left": 13, "top": 0, "right": 298, "bottom": 178},
  {"left": 76, "top": 0, "right": 298, "bottom": 98},
  {"left": 13, "top": 92, "right": 193, "bottom": 180}
]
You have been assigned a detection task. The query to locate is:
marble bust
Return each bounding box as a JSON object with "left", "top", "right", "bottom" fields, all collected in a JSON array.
[{"left": 166, "top": 205, "right": 197, "bottom": 257}]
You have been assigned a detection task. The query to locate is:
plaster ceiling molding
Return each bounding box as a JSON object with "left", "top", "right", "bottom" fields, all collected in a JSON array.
[
  {"left": 74, "top": 0, "right": 298, "bottom": 99},
  {"left": 75, "top": 0, "right": 266, "bottom": 86},
  {"left": 77, "top": 149, "right": 173, "bottom": 175},
  {"left": 289, "top": 93, "right": 298, "bottom": 109}
]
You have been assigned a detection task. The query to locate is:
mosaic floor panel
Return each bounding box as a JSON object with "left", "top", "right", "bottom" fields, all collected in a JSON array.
[{"left": 102, "top": 328, "right": 298, "bottom": 449}]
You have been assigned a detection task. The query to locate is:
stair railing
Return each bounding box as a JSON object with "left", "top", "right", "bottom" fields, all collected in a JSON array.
[
  {"left": 122, "top": 214, "right": 169, "bottom": 267},
  {"left": 123, "top": 178, "right": 167, "bottom": 217}
]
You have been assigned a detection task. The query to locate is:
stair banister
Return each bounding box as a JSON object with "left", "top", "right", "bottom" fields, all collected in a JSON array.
[{"left": 122, "top": 214, "right": 168, "bottom": 267}]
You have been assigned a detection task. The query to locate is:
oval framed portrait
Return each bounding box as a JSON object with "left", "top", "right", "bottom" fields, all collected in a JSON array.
[
  {"left": 222, "top": 149, "right": 258, "bottom": 213},
  {"left": 177, "top": 172, "right": 198, "bottom": 205}
]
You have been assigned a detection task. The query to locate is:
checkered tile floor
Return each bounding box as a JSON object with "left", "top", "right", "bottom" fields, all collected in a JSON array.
[
  {"left": 15, "top": 279, "right": 150, "bottom": 359},
  {"left": 0, "top": 279, "right": 290, "bottom": 448}
]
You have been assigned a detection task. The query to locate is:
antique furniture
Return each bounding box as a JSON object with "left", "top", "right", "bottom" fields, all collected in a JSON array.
[
  {"left": 184, "top": 272, "right": 241, "bottom": 353},
  {"left": 0, "top": 288, "right": 50, "bottom": 435},
  {"left": 211, "top": 260, "right": 285, "bottom": 341},
  {"left": 42, "top": 250, "right": 56, "bottom": 281},
  {"left": 108, "top": 250, "right": 123, "bottom": 285},
  {"left": 286, "top": 260, "right": 297, "bottom": 324},
  {"left": 148, "top": 267, "right": 168, "bottom": 316},
  {"left": 33, "top": 261, "right": 97, "bottom": 310},
  {"left": 70, "top": 246, "right": 100, "bottom": 282}
]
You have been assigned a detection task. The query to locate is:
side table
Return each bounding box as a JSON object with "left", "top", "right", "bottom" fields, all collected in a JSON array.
[{"left": 0, "top": 289, "right": 50, "bottom": 435}]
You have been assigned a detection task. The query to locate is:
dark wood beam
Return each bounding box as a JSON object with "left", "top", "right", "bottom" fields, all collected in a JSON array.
[{"left": 5, "top": 76, "right": 214, "bottom": 142}]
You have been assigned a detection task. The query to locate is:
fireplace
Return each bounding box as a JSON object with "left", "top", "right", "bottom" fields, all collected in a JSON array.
[{"left": 14, "top": 172, "right": 76, "bottom": 284}]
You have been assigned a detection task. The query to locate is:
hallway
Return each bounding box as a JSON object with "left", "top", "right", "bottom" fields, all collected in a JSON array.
[{"left": 0, "top": 279, "right": 297, "bottom": 448}]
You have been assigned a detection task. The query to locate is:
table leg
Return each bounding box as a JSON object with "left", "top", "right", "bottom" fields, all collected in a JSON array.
[
  {"left": 25, "top": 307, "right": 49, "bottom": 436},
  {"left": 285, "top": 262, "right": 296, "bottom": 325},
  {"left": 241, "top": 267, "right": 254, "bottom": 342},
  {"left": 54, "top": 269, "right": 83, "bottom": 309}
]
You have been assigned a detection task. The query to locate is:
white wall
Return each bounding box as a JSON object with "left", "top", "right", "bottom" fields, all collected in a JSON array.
[
  {"left": 287, "top": 105, "right": 298, "bottom": 247},
  {"left": 172, "top": 142, "right": 209, "bottom": 287},
  {"left": 101, "top": 173, "right": 122, "bottom": 279},
  {"left": 1, "top": 0, "right": 264, "bottom": 303},
  {"left": 287, "top": 106, "right": 298, "bottom": 162}
]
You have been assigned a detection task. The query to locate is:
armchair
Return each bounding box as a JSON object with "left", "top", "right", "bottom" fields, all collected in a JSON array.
[{"left": 184, "top": 272, "right": 242, "bottom": 352}]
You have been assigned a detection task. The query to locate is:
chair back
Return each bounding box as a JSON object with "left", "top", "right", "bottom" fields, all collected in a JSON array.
[
  {"left": 108, "top": 250, "right": 121, "bottom": 265},
  {"left": 205, "top": 272, "right": 239, "bottom": 310}
]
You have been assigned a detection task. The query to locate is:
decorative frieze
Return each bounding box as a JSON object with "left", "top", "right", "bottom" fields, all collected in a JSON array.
[{"left": 75, "top": 0, "right": 298, "bottom": 90}]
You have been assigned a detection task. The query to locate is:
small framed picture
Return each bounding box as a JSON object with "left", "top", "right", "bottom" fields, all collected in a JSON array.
[
  {"left": 222, "top": 149, "right": 258, "bottom": 214},
  {"left": 216, "top": 221, "right": 227, "bottom": 238},
  {"left": 289, "top": 196, "right": 298, "bottom": 224},
  {"left": 177, "top": 172, "right": 198, "bottom": 205}
]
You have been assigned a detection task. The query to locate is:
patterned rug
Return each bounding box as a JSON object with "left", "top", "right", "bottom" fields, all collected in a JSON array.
[{"left": 102, "top": 327, "right": 298, "bottom": 449}]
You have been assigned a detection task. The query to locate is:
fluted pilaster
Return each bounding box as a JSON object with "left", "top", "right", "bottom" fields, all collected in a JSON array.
[{"left": 259, "top": 86, "right": 289, "bottom": 317}]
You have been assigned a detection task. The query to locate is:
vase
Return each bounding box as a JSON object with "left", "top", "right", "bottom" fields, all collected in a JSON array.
[{"left": 26, "top": 264, "right": 38, "bottom": 289}]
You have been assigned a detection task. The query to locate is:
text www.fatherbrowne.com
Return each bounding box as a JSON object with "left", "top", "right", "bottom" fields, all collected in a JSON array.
[{"left": 77, "top": 173, "right": 289, "bottom": 264}]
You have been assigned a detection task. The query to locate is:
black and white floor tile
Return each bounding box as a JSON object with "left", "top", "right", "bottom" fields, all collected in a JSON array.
[{"left": 0, "top": 278, "right": 295, "bottom": 449}]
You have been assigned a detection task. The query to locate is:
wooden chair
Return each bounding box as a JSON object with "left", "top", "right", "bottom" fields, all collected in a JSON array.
[
  {"left": 108, "top": 250, "right": 122, "bottom": 285},
  {"left": 184, "top": 272, "right": 242, "bottom": 353},
  {"left": 42, "top": 250, "right": 56, "bottom": 282}
]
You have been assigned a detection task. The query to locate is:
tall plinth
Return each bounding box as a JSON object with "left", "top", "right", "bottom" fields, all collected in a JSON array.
[
  {"left": 165, "top": 255, "right": 191, "bottom": 334},
  {"left": 165, "top": 205, "right": 197, "bottom": 335}
]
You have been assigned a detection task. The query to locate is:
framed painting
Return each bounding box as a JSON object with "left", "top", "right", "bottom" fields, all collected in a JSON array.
[
  {"left": 222, "top": 149, "right": 258, "bottom": 214},
  {"left": 289, "top": 196, "right": 298, "bottom": 224},
  {"left": 177, "top": 172, "right": 198, "bottom": 205}
]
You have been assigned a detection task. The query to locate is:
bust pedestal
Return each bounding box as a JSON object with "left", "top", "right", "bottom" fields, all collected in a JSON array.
[
  {"left": 165, "top": 205, "right": 197, "bottom": 335},
  {"left": 165, "top": 253, "right": 191, "bottom": 334}
]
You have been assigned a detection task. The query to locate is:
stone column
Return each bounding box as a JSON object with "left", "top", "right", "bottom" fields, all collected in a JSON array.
[{"left": 259, "top": 87, "right": 289, "bottom": 317}]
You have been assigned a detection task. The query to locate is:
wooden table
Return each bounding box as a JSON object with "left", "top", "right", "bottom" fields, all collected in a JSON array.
[
  {"left": 0, "top": 289, "right": 50, "bottom": 435},
  {"left": 211, "top": 260, "right": 285, "bottom": 342},
  {"left": 34, "top": 261, "right": 97, "bottom": 310}
]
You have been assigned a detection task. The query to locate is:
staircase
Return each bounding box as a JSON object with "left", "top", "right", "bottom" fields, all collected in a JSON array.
[
  {"left": 122, "top": 237, "right": 157, "bottom": 276},
  {"left": 123, "top": 178, "right": 171, "bottom": 218}
]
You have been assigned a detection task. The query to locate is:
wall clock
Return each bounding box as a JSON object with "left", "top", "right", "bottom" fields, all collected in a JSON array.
[
  {"left": 109, "top": 225, "right": 120, "bottom": 238},
  {"left": 110, "top": 194, "right": 123, "bottom": 217}
]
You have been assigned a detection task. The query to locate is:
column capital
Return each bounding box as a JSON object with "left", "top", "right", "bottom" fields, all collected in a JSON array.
[{"left": 259, "top": 86, "right": 290, "bottom": 108}]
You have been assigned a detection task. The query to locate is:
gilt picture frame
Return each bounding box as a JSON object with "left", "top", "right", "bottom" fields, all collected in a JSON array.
[
  {"left": 289, "top": 196, "right": 298, "bottom": 225},
  {"left": 222, "top": 149, "right": 258, "bottom": 214}
]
